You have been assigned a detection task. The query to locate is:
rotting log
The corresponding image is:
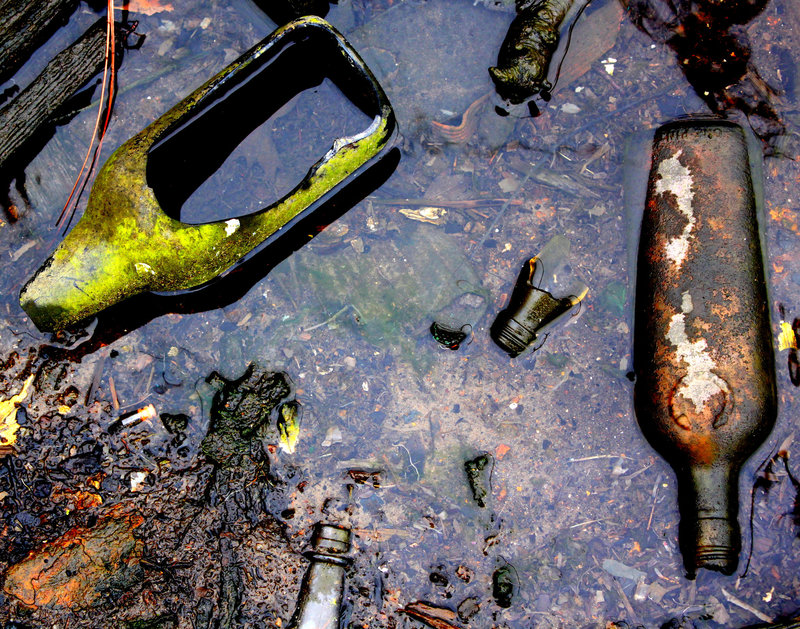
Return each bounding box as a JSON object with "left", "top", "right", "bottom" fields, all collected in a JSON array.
[
  {"left": 0, "top": 18, "right": 120, "bottom": 174},
  {"left": 0, "top": 0, "right": 80, "bottom": 84}
]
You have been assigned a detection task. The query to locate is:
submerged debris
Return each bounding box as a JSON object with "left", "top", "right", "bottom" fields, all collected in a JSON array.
[
  {"left": 0, "top": 374, "right": 34, "bottom": 449},
  {"left": 491, "top": 235, "right": 587, "bottom": 357},
  {"left": 489, "top": 0, "right": 583, "bottom": 104},
  {"left": 201, "top": 364, "right": 292, "bottom": 467},
  {"left": 277, "top": 400, "right": 301, "bottom": 454},
  {"left": 491, "top": 560, "right": 519, "bottom": 608},
  {"left": 621, "top": 0, "right": 783, "bottom": 147},
  {"left": 3, "top": 507, "right": 144, "bottom": 609},
  {"left": 430, "top": 321, "right": 469, "bottom": 351},
  {"left": 464, "top": 452, "right": 494, "bottom": 507},
  {"left": 107, "top": 403, "right": 157, "bottom": 435},
  {"left": 401, "top": 601, "right": 462, "bottom": 629}
]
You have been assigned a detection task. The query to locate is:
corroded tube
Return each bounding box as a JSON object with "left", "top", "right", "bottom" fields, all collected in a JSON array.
[{"left": 633, "top": 118, "right": 776, "bottom": 577}]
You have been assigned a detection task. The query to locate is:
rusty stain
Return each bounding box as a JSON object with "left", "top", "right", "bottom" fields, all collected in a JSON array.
[{"left": 3, "top": 506, "right": 143, "bottom": 609}]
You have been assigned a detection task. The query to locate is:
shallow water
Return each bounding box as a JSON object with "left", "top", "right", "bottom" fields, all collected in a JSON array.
[{"left": 1, "top": 0, "right": 800, "bottom": 627}]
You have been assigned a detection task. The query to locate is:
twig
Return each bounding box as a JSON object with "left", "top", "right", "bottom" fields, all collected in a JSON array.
[
  {"left": 567, "top": 454, "right": 636, "bottom": 462},
  {"left": 56, "top": 0, "right": 118, "bottom": 230},
  {"left": 611, "top": 574, "right": 639, "bottom": 625},
  {"left": 569, "top": 518, "right": 605, "bottom": 529},
  {"left": 109, "top": 375, "right": 120, "bottom": 409},
  {"left": 395, "top": 443, "right": 420, "bottom": 481},
  {"left": 647, "top": 473, "right": 662, "bottom": 531},
  {"left": 302, "top": 305, "right": 351, "bottom": 332},
  {"left": 370, "top": 197, "right": 524, "bottom": 209},
  {"left": 721, "top": 587, "right": 773, "bottom": 623}
]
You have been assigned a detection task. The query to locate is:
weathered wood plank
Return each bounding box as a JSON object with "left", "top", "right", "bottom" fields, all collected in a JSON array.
[
  {"left": 0, "top": 18, "right": 118, "bottom": 173},
  {"left": 0, "top": 0, "right": 80, "bottom": 84}
]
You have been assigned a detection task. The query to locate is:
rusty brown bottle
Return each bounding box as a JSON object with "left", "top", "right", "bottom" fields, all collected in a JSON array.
[{"left": 634, "top": 119, "right": 777, "bottom": 577}]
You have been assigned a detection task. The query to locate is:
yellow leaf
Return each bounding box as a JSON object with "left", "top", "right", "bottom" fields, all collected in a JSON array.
[
  {"left": 0, "top": 375, "right": 34, "bottom": 447},
  {"left": 778, "top": 320, "right": 797, "bottom": 351}
]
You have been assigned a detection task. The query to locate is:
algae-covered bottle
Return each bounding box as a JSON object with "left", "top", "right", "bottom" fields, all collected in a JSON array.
[
  {"left": 287, "top": 523, "right": 352, "bottom": 629},
  {"left": 633, "top": 119, "right": 777, "bottom": 577}
]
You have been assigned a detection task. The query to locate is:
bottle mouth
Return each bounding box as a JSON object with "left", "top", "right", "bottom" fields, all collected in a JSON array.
[
  {"left": 682, "top": 513, "right": 741, "bottom": 577},
  {"left": 491, "top": 317, "right": 535, "bottom": 357},
  {"left": 313, "top": 523, "right": 351, "bottom": 555},
  {"left": 694, "top": 544, "right": 738, "bottom": 575}
]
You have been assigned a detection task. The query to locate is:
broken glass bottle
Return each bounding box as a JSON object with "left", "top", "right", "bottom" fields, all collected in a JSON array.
[
  {"left": 19, "top": 17, "right": 396, "bottom": 332},
  {"left": 287, "top": 523, "right": 352, "bottom": 629},
  {"left": 491, "top": 234, "right": 587, "bottom": 357},
  {"left": 633, "top": 118, "right": 777, "bottom": 577}
]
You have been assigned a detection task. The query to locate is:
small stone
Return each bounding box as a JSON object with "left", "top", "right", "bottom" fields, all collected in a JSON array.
[
  {"left": 343, "top": 356, "right": 356, "bottom": 369},
  {"left": 633, "top": 578, "right": 648, "bottom": 602},
  {"left": 321, "top": 426, "right": 342, "bottom": 447},
  {"left": 457, "top": 597, "right": 480, "bottom": 621},
  {"left": 350, "top": 237, "right": 365, "bottom": 253},
  {"left": 130, "top": 471, "right": 149, "bottom": 492}
]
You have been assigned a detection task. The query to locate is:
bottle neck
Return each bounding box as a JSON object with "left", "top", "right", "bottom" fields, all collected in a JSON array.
[
  {"left": 288, "top": 559, "right": 348, "bottom": 629},
  {"left": 677, "top": 464, "right": 741, "bottom": 577}
]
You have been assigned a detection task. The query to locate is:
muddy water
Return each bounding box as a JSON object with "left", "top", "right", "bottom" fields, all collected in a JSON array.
[{"left": 1, "top": 0, "right": 799, "bottom": 627}]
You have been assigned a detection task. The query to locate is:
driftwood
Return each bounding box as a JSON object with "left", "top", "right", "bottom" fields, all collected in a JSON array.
[
  {"left": 0, "top": 18, "right": 119, "bottom": 174},
  {"left": 0, "top": 0, "right": 79, "bottom": 84}
]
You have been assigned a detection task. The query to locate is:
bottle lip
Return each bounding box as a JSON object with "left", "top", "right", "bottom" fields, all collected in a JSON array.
[
  {"left": 304, "top": 551, "right": 353, "bottom": 567},
  {"left": 694, "top": 544, "right": 738, "bottom": 575},
  {"left": 312, "top": 523, "right": 351, "bottom": 555}
]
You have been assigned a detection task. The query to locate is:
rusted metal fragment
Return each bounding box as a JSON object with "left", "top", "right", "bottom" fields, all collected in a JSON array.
[
  {"left": 3, "top": 507, "right": 144, "bottom": 608},
  {"left": 633, "top": 118, "right": 776, "bottom": 577}
]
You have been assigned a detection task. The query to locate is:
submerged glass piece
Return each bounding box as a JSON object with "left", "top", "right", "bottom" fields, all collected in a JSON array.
[{"left": 491, "top": 234, "right": 587, "bottom": 357}]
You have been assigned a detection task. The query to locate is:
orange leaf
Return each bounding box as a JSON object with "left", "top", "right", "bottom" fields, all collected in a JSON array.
[
  {"left": 122, "top": 0, "right": 174, "bottom": 15},
  {"left": 495, "top": 443, "right": 511, "bottom": 460}
]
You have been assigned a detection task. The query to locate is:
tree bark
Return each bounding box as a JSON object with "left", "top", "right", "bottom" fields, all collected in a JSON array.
[
  {"left": 0, "top": 0, "right": 80, "bottom": 84},
  {"left": 0, "top": 17, "right": 118, "bottom": 173}
]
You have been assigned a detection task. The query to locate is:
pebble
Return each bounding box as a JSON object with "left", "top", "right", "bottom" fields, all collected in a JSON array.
[{"left": 321, "top": 426, "right": 342, "bottom": 447}]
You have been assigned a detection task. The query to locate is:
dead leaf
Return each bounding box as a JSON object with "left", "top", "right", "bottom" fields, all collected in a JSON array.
[
  {"left": 399, "top": 207, "right": 447, "bottom": 225},
  {"left": 0, "top": 375, "right": 34, "bottom": 447},
  {"left": 122, "top": 0, "right": 174, "bottom": 15},
  {"left": 495, "top": 443, "right": 511, "bottom": 460},
  {"left": 402, "top": 602, "right": 462, "bottom": 629}
]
